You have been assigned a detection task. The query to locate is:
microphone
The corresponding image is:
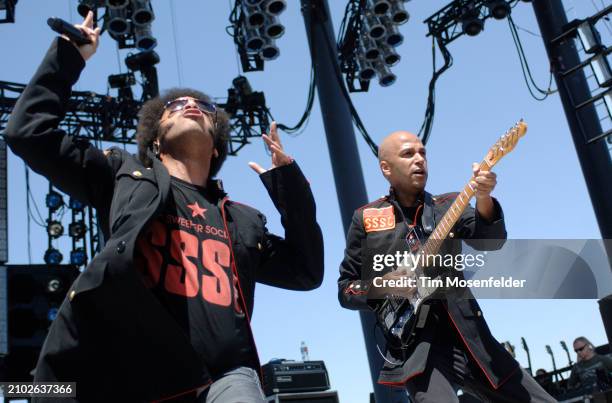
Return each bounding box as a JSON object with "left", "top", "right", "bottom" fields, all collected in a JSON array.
[{"left": 47, "top": 17, "right": 92, "bottom": 46}]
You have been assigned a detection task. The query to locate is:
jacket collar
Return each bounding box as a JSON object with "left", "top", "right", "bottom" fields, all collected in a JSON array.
[
  {"left": 386, "top": 187, "right": 435, "bottom": 234},
  {"left": 147, "top": 148, "right": 228, "bottom": 204}
]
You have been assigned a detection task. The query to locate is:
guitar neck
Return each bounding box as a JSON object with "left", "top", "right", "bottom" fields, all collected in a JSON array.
[{"left": 421, "top": 159, "right": 491, "bottom": 258}]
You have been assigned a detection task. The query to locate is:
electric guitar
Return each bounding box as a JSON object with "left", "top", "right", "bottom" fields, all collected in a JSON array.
[{"left": 373, "top": 120, "right": 528, "bottom": 348}]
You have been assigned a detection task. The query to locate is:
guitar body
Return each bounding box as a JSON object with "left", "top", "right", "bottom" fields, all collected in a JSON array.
[
  {"left": 373, "top": 250, "right": 442, "bottom": 347},
  {"left": 372, "top": 120, "right": 527, "bottom": 350}
]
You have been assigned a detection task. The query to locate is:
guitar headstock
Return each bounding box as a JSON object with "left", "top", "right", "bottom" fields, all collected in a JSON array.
[{"left": 484, "top": 120, "right": 527, "bottom": 168}]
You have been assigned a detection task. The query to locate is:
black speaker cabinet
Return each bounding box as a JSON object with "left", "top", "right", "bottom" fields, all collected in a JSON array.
[{"left": 265, "top": 391, "right": 339, "bottom": 403}]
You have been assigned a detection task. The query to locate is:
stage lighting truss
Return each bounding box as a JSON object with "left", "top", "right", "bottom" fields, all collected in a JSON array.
[
  {"left": 0, "top": 81, "right": 140, "bottom": 144},
  {"left": 424, "top": 0, "right": 519, "bottom": 47},
  {"left": 552, "top": 4, "right": 612, "bottom": 145},
  {"left": 228, "top": 0, "right": 287, "bottom": 72},
  {"left": 69, "top": 206, "right": 88, "bottom": 266},
  {"left": 338, "top": 0, "right": 411, "bottom": 92},
  {"left": 42, "top": 185, "right": 94, "bottom": 267},
  {"left": 0, "top": 0, "right": 17, "bottom": 23},
  {"left": 96, "top": 0, "right": 157, "bottom": 50},
  {"left": 218, "top": 76, "right": 271, "bottom": 155}
]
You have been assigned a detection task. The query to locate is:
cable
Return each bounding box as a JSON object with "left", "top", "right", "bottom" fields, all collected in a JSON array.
[
  {"left": 418, "top": 35, "right": 453, "bottom": 145},
  {"left": 229, "top": 0, "right": 242, "bottom": 75},
  {"left": 318, "top": 11, "right": 379, "bottom": 156},
  {"left": 272, "top": 62, "right": 316, "bottom": 135},
  {"left": 24, "top": 167, "right": 32, "bottom": 263},
  {"left": 169, "top": 1, "right": 184, "bottom": 86},
  {"left": 508, "top": 15, "right": 556, "bottom": 101},
  {"left": 25, "top": 169, "right": 46, "bottom": 227}
]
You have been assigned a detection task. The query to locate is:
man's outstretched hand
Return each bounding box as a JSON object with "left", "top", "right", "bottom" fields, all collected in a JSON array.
[
  {"left": 249, "top": 121, "right": 293, "bottom": 174},
  {"left": 64, "top": 11, "right": 101, "bottom": 62}
]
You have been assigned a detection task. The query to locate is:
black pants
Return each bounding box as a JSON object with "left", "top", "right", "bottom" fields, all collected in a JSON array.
[{"left": 405, "top": 309, "right": 557, "bottom": 403}]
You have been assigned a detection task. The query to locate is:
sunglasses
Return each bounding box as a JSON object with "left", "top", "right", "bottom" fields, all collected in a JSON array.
[
  {"left": 574, "top": 345, "right": 587, "bottom": 353},
  {"left": 164, "top": 97, "right": 217, "bottom": 117}
]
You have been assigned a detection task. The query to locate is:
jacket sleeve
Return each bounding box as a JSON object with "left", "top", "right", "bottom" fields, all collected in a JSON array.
[
  {"left": 338, "top": 210, "right": 372, "bottom": 311},
  {"left": 255, "top": 161, "right": 324, "bottom": 291},
  {"left": 3, "top": 37, "right": 117, "bottom": 211},
  {"left": 455, "top": 197, "right": 507, "bottom": 251}
]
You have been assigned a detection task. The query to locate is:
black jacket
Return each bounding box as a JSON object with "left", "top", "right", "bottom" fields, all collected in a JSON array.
[
  {"left": 338, "top": 190, "right": 519, "bottom": 389},
  {"left": 4, "top": 38, "right": 324, "bottom": 402}
]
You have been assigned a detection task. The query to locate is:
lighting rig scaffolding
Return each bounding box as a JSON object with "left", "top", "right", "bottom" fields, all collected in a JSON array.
[
  {"left": 0, "top": 0, "right": 17, "bottom": 24},
  {"left": 219, "top": 76, "right": 272, "bottom": 155},
  {"left": 338, "top": 0, "right": 411, "bottom": 92},
  {"left": 417, "top": 0, "right": 522, "bottom": 144},
  {"left": 227, "top": 0, "right": 288, "bottom": 72},
  {"left": 550, "top": 4, "right": 612, "bottom": 147}
]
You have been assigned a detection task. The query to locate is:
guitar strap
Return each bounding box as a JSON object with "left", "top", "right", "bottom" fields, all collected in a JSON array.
[
  {"left": 422, "top": 191, "right": 435, "bottom": 234},
  {"left": 416, "top": 303, "right": 430, "bottom": 329}
]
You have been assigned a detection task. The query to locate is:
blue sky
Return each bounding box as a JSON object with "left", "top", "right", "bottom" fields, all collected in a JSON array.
[{"left": 1, "top": 1, "right": 611, "bottom": 401}]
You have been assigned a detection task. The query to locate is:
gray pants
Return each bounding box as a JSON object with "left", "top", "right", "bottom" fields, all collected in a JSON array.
[{"left": 197, "top": 367, "right": 267, "bottom": 403}]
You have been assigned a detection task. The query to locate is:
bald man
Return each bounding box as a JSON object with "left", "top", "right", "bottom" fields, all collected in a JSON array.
[{"left": 338, "top": 132, "right": 556, "bottom": 402}]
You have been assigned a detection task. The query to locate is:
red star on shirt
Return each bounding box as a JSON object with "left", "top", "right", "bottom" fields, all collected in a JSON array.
[{"left": 187, "top": 202, "right": 207, "bottom": 219}]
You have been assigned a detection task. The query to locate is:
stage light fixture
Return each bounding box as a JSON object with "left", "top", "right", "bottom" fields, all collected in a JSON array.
[
  {"left": 245, "top": 26, "right": 265, "bottom": 51},
  {"left": 361, "top": 37, "right": 381, "bottom": 61},
  {"left": 106, "top": 0, "right": 129, "bottom": 8},
  {"left": 364, "top": 12, "right": 386, "bottom": 40},
  {"left": 107, "top": 6, "right": 130, "bottom": 36},
  {"left": 233, "top": 76, "right": 253, "bottom": 97},
  {"left": 485, "top": 0, "right": 511, "bottom": 20},
  {"left": 47, "top": 307, "right": 59, "bottom": 322},
  {"left": 370, "top": 0, "right": 391, "bottom": 16},
  {"left": 108, "top": 72, "right": 136, "bottom": 89},
  {"left": 44, "top": 248, "right": 63, "bottom": 265},
  {"left": 46, "top": 278, "right": 63, "bottom": 294},
  {"left": 262, "top": 15, "right": 284, "bottom": 39},
  {"left": 46, "top": 220, "right": 64, "bottom": 239},
  {"left": 260, "top": 40, "right": 280, "bottom": 60},
  {"left": 70, "top": 248, "right": 87, "bottom": 266},
  {"left": 125, "top": 50, "right": 160, "bottom": 71},
  {"left": 69, "top": 221, "right": 87, "bottom": 240},
  {"left": 590, "top": 54, "right": 612, "bottom": 87},
  {"left": 460, "top": 4, "right": 484, "bottom": 37},
  {"left": 380, "top": 43, "right": 401, "bottom": 66},
  {"left": 69, "top": 197, "right": 86, "bottom": 211},
  {"left": 577, "top": 21, "right": 604, "bottom": 54},
  {"left": 389, "top": 0, "right": 409, "bottom": 25},
  {"left": 357, "top": 57, "right": 376, "bottom": 81},
  {"left": 134, "top": 24, "right": 157, "bottom": 50},
  {"left": 77, "top": 0, "right": 104, "bottom": 17},
  {"left": 132, "top": 0, "right": 154, "bottom": 26},
  {"left": 45, "top": 191, "right": 64, "bottom": 212},
  {"left": 383, "top": 19, "right": 404, "bottom": 46},
  {"left": 244, "top": 3, "right": 265, "bottom": 28},
  {"left": 374, "top": 61, "right": 396, "bottom": 87},
  {"left": 264, "top": 0, "right": 286, "bottom": 16}
]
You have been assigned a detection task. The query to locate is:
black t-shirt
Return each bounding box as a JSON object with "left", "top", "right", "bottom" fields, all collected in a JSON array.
[{"left": 134, "top": 176, "right": 254, "bottom": 377}]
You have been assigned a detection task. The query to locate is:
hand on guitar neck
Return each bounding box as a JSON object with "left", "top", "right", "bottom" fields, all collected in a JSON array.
[{"left": 472, "top": 162, "right": 498, "bottom": 222}]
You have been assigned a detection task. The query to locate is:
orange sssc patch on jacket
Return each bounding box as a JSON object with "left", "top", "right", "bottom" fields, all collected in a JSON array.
[{"left": 363, "top": 206, "right": 395, "bottom": 232}]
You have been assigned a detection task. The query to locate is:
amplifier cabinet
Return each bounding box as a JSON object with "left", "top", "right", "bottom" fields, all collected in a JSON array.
[
  {"left": 265, "top": 390, "right": 339, "bottom": 403},
  {"left": 263, "top": 360, "right": 330, "bottom": 396}
]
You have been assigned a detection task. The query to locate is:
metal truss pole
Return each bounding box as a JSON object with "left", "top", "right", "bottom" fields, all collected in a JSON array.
[
  {"left": 301, "top": 0, "right": 409, "bottom": 401},
  {"left": 532, "top": 0, "right": 612, "bottom": 251}
]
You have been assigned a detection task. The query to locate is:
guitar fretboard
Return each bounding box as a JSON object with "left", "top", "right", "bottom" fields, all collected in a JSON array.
[{"left": 415, "top": 159, "right": 492, "bottom": 285}]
